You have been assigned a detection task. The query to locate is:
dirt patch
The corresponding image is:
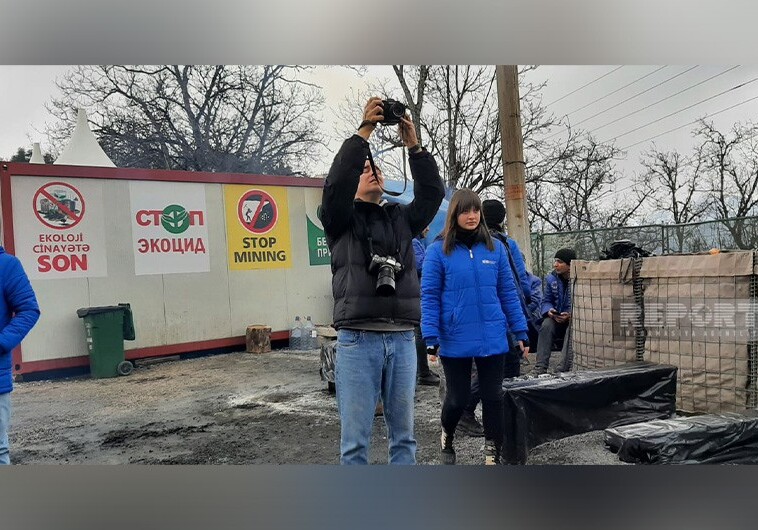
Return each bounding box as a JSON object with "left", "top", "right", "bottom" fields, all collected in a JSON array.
[{"left": 9, "top": 348, "right": 624, "bottom": 465}]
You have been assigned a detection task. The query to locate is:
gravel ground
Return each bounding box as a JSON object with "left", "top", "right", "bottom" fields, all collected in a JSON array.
[{"left": 9, "top": 347, "right": 625, "bottom": 465}]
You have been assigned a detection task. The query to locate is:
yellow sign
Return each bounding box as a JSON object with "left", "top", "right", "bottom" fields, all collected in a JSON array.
[{"left": 224, "top": 185, "right": 292, "bottom": 270}]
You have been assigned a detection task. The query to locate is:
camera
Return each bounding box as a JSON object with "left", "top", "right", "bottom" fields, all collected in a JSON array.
[
  {"left": 369, "top": 254, "right": 404, "bottom": 296},
  {"left": 380, "top": 99, "right": 406, "bottom": 125}
]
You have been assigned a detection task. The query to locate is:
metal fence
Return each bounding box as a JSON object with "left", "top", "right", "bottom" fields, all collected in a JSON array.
[
  {"left": 531, "top": 216, "right": 758, "bottom": 277},
  {"left": 571, "top": 252, "right": 758, "bottom": 413}
]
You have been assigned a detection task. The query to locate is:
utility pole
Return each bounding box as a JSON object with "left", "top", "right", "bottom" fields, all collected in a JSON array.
[{"left": 496, "top": 65, "right": 533, "bottom": 270}]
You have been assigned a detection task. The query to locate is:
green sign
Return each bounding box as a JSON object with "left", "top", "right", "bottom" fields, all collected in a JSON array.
[{"left": 307, "top": 215, "right": 330, "bottom": 265}]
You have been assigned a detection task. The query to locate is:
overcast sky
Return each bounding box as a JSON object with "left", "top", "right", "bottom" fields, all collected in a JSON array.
[{"left": 2, "top": 64, "right": 757, "bottom": 191}]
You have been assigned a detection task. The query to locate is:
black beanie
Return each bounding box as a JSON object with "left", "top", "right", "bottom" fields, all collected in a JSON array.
[
  {"left": 554, "top": 248, "right": 577, "bottom": 265},
  {"left": 482, "top": 199, "right": 506, "bottom": 228}
]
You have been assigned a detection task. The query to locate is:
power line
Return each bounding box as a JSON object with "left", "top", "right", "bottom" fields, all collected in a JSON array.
[
  {"left": 604, "top": 75, "right": 758, "bottom": 144},
  {"left": 619, "top": 92, "right": 758, "bottom": 151},
  {"left": 544, "top": 66, "right": 624, "bottom": 107},
  {"left": 587, "top": 66, "right": 740, "bottom": 136},
  {"left": 544, "top": 66, "right": 699, "bottom": 140},
  {"left": 562, "top": 66, "right": 668, "bottom": 117},
  {"left": 573, "top": 66, "right": 699, "bottom": 129}
]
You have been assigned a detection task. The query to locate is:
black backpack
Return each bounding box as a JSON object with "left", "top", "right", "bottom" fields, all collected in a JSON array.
[{"left": 599, "top": 239, "right": 652, "bottom": 260}]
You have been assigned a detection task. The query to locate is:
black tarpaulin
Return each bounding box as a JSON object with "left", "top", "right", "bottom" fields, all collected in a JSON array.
[
  {"left": 502, "top": 362, "right": 677, "bottom": 464},
  {"left": 605, "top": 412, "right": 758, "bottom": 464}
]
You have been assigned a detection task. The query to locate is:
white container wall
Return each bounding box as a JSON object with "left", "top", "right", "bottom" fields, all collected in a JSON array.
[{"left": 1, "top": 163, "right": 333, "bottom": 375}]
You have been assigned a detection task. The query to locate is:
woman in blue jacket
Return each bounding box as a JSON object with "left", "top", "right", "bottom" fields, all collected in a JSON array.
[
  {"left": 0, "top": 246, "right": 40, "bottom": 465},
  {"left": 421, "top": 189, "right": 527, "bottom": 465}
]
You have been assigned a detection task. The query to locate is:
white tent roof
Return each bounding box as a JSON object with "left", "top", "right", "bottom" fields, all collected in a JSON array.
[
  {"left": 54, "top": 108, "right": 116, "bottom": 167},
  {"left": 29, "top": 142, "right": 45, "bottom": 164}
]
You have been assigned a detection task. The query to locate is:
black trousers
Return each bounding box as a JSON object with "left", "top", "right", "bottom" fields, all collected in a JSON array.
[
  {"left": 414, "top": 325, "right": 432, "bottom": 377},
  {"left": 440, "top": 354, "right": 505, "bottom": 444}
]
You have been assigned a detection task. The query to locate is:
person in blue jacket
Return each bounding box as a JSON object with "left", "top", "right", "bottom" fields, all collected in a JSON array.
[
  {"left": 412, "top": 226, "right": 440, "bottom": 386},
  {"left": 481, "top": 199, "right": 533, "bottom": 379},
  {"left": 0, "top": 245, "right": 41, "bottom": 465},
  {"left": 532, "top": 248, "right": 575, "bottom": 375},
  {"left": 525, "top": 264, "right": 543, "bottom": 350},
  {"left": 481, "top": 199, "right": 531, "bottom": 302},
  {"left": 421, "top": 189, "right": 528, "bottom": 465}
]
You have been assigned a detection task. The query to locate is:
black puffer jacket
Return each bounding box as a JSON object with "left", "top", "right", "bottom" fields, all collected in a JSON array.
[{"left": 321, "top": 135, "right": 444, "bottom": 329}]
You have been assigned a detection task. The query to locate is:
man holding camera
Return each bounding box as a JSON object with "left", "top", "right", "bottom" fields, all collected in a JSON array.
[{"left": 321, "top": 97, "right": 445, "bottom": 464}]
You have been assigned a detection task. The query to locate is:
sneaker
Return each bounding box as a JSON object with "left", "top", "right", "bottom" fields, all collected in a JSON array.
[
  {"left": 484, "top": 439, "right": 502, "bottom": 465},
  {"left": 440, "top": 430, "right": 456, "bottom": 465},
  {"left": 457, "top": 411, "right": 484, "bottom": 437},
  {"left": 530, "top": 365, "right": 548, "bottom": 376},
  {"left": 418, "top": 371, "right": 440, "bottom": 386}
]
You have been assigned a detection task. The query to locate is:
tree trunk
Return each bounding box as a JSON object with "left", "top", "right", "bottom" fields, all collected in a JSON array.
[{"left": 246, "top": 325, "right": 271, "bottom": 354}]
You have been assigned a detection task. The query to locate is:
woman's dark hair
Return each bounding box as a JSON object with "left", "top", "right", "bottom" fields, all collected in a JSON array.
[{"left": 442, "top": 189, "right": 493, "bottom": 255}]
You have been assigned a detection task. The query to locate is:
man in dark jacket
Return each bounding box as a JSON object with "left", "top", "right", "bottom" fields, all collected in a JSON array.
[
  {"left": 0, "top": 246, "right": 41, "bottom": 464},
  {"left": 532, "top": 248, "right": 576, "bottom": 375},
  {"left": 321, "top": 97, "right": 445, "bottom": 464}
]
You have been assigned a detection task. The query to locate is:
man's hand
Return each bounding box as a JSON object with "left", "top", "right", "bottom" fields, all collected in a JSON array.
[
  {"left": 547, "top": 308, "right": 558, "bottom": 320},
  {"left": 555, "top": 312, "right": 571, "bottom": 324},
  {"left": 357, "top": 97, "right": 383, "bottom": 140},
  {"left": 519, "top": 341, "right": 530, "bottom": 357},
  {"left": 426, "top": 344, "right": 439, "bottom": 363},
  {"left": 398, "top": 114, "right": 419, "bottom": 148}
]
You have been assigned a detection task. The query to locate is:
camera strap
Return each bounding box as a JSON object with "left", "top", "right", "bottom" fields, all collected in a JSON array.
[
  {"left": 365, "top": 221, "right": 401, "bottom": 256},
  {"left": 367, "top": 148, "right": 408, "bottom": 198}
]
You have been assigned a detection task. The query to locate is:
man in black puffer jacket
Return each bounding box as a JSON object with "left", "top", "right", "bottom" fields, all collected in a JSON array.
[{"left": 321, "top": 97, "right": 444, "bottom": 465}]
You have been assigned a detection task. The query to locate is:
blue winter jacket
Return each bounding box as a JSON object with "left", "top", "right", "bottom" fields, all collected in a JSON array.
[
  {"left": 527, "top": 272, "right": 543, "bottom": 323},
  {"left": 495, "top": 234, "right": 531, "bottom": 303},
  {"left": 0, "top": 248, "right": 40, "bottom": 394},
  {"left": 541, "top": 270, "right": 571, "bottom": 316},
  {"left": 412, "top": 237, "right": 426, "bottom": 278},
  {"left": 421, "top": 239, "right": 528, "bottom": 358}
]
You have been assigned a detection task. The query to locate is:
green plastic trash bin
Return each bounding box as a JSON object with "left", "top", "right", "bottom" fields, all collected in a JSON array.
[{"left": 76, "top": 304, "right": 136, "bottom": 378}]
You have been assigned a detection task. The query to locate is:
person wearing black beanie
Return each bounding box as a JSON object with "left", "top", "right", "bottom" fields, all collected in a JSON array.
[
  {"left": 481, "top": 199, "right": 534, "bottom": 379},
  {"left": 532, "top": 247, "right": 576, "bottom": 375},
  {"left": 554, "top": 248, "right": 576, "bottom": 267},
  {"left": 481, "top": 199, "right": 506, "bottom": 232}
]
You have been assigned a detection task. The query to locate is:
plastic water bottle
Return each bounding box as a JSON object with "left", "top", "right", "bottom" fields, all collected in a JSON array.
[
  {"left": 290, "top": 316, "right": 303, "bottom": 350},
  {"left": 304, "top": 316, "right": 318, "bottom": 350}
]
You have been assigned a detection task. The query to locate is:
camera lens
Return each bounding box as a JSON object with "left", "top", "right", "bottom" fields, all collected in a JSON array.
[
  {"left": 380, "top": 99, "right": 405, "bottom": 125},
  {"left": 376, "top": 264, "right": 396, "bottom": 296}
]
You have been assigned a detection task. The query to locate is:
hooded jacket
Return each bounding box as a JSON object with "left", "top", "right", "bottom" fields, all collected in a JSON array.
[
  {"left": 321, "top": 135, "right": 444, "bottom": 329},
  {"left": 421, "top": 238, "right": 527, "bottom": 358},
  {"left": 0, "top": 247, "right": 40, "bottom": 393}
]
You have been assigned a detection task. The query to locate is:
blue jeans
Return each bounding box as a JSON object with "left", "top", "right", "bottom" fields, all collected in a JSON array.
[
  {"left": 0, "top": 392, "right": 10, "bottom": 465},
  {"left": 335, "top": 329, "right": 417, "bottom": 465}
]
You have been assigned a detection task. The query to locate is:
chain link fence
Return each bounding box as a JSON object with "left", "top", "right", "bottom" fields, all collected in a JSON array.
[{"left": 531, "top": 216, "right": 758, "bottom": 278}]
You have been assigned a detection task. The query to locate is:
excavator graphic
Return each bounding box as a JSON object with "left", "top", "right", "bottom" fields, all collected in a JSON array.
[{"left": 38, "top": 188, "right": 80, "bottom": 226}]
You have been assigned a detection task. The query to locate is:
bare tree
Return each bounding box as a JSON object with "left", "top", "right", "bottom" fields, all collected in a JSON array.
[
  {"left": 528, "top": 134, "right": 645, "bottom": 235},
  {"left": 332, "top": 66, "right": 645, "bottom": 249},
  {"left": 695, "top": 119, "right": 758, "bottom": 248},
  {"left": 46, "top": 65, "right": 325, "bottom": 175},
  {"left": 639, "top": 149, "right": 709, "bottom": 224},
  {"left": 637, "top": 147, "right": 710, "bottom": 251},
  {"left": 334, "top": 65, "right": 568, "bottom": 194}
]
